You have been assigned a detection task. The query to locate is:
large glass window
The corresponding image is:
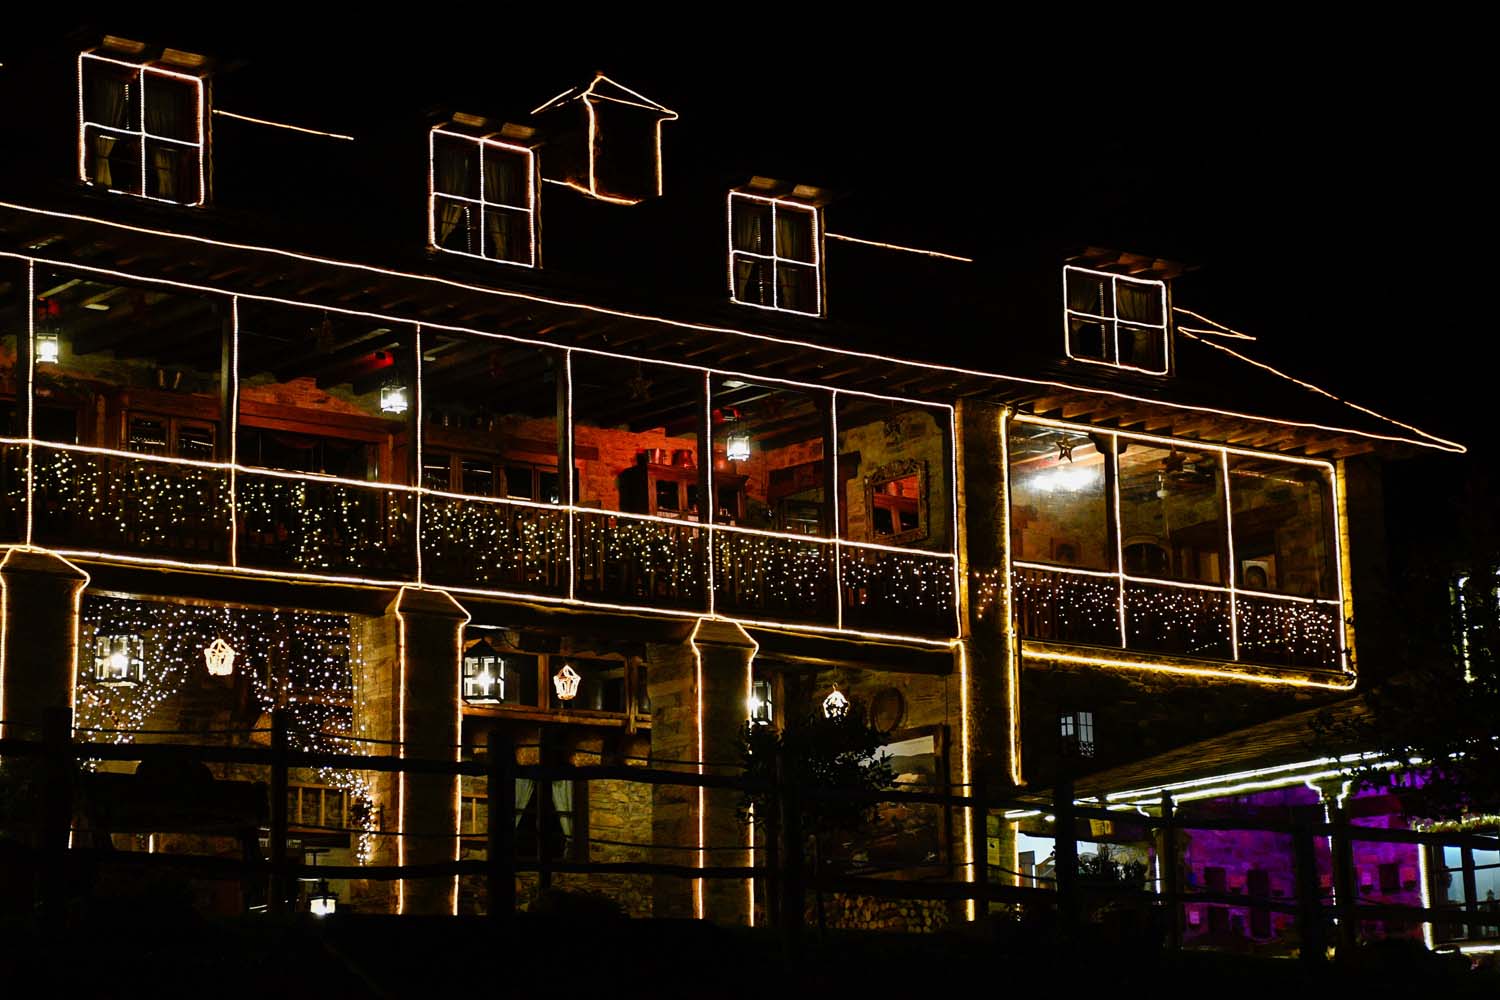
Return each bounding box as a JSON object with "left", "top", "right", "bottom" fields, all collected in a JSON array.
[
  {"left": 711, "top": 376, "right": 827, "bottom": 533},
  {"left": 236, "top": 302, "right": 415, "bottom": 484},
  {"left": 1228, "top": 457, "right": 1335, "bottom": 599},
  {"left": 729, "top": 193, "right": 821, "bottom": 316},
  {"left": 79, "top": 53, "right": 205, "bottom": 206},
  {"left": 836, "top": 398, "right": 953, "bottom": 552},
  {"left": 430, "top": 129, "right": 536, "bottom": 267},
  {"left": 1117, "top": 442, "right": 1226, "bottom": 584},
  {"left": 1430, "top": 832, "right": 1500, "bottom": 944},
  {"left": 1006, "top": 424, "right": 1110, "bottom": 571},
  {"left": 1063, "top": 266, "right": 1168, "bottom": 374}
]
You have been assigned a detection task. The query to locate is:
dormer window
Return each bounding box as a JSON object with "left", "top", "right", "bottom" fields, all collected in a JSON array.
[
  {"left": 429, "top": 127, "right": 537, "bottom": 268},
  {"left": 728, "top": 192, "right": 821, "bottom": 316},
  {"left": 78, "top": 49, "right": 207, "bottom": 206},
  {"left": 1063, "top": 265, "right": 1168, "bottom": 374}
]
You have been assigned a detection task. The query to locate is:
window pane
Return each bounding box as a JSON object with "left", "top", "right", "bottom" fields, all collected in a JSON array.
[
  {"left": 1115, "top": 279, "right": 1163, "bottom": 325},
  {"left": 774, "top": 204, "right": 816, "bottom": 263},
  {"left": 733, "top": 256, "right": 771, "bottom": 306},
  {"left": 484, "top": 207, "right": 530, "bottom": 265},
  {"left": 145, "top": 140, "right": 200, "bottom": 204},
  {"left": 1066, "top": 270, "right": 1109, "bottom": 316},
  {"left": 1228, "top": 458, "right": 1335, "bottom": 599},
  {"left": 460, "top": 459, "right": 495, "bottom": 497},
  {"left": 177, "top": 423, "right": 215, "bottom": 461},
  {"left": 237, "top": 301, "right": 414, "bottom": 483},
  {"left": 712, "top": 377, "right": 826, "bottom": 534},
  {"left": 561, "top": 657, "right": 627, "bottom": 713},
  {"left": 432, "top": 197, "right": 479, "bottom": 255},
  {"left": 1117, "top": 322, "right": 1165, "bottom": 371},
  {"left": 504, "top": 466, "right": 535, "bottom": 500},
  {"left": 1007, "top": 424, "right": 1111, "bottom": 571},
  {"left": 432, "top": 133, "right": 480, "bottom": 199},
  {"left": 423, "top": 452, "right": 452, "bottom": 491},
  {"left": 483, "top": 147, "right": 529, "bottom": 209},
  {"left": 1117, "top": 443, "right": 1225, "bottom": 584},
  {"left": 82, "top": 59, "right": 138, "bottom": 129},
  {"left": 837, "top": 397, "right": 953, "bottom": 552},
  {"left": 1068, "top": 317, "right": 1109, "bottom": 361},
  {"left": 776, "top": 262, "right": 818, "bottom": 314},
  {"left": 84, "top": 128, "right": 141, "bottom": 193},
  {"left": 731, "top": 197, "right": 771, "bottom": 254},
  {"left": 143, "top": 72, "right": 198, "bottom": 142}
]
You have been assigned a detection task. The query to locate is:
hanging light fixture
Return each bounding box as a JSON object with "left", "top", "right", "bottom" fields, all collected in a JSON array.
[
  {"left": 553, "top": 663, "right": 581, "bottom": 702},
  {"left": 822, "top": 686, "right": 850, "bottom": 719},
  {"left": 726, "top": 432, "right": 751, "bottom": 462},
  {"left": 309, "top": 879, "right": 337, "bottom": 916},
  {"left": 380, "top": 381, "right": 409, "bottom": 414},
  {"left": 748, "top": 679, "right": 773, "bottom": 726},
  {"left": 93, "top": 629, "right": 145, "bottom": 686},
  {"left": 35, "top": 298, "right": 62, "bottom": 364},
  {"left": 203, "top": 637, "right": 237, "bottom": 677},
  {"left": 462, "top": 637, "right": 505, "bottom": 704}
]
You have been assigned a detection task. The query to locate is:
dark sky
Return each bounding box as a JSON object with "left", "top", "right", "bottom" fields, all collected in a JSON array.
[{"left": 7, "top": 15, "right": 1485, "bottom": 451}]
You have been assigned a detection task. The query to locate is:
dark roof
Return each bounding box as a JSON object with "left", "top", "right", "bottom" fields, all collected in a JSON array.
[{"left": 1074, "top": 698, "right": 1370, "bottom": 799}]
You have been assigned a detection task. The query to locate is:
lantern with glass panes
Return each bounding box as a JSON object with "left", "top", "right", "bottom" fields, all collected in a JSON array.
[
  {"left": 748, "top": 678, "right": 773, "bottom": 726},
  {"left": 462, "top": 636, "right": 506, "bottom": 704},
  {"left": 380, "top": 381, "right": 410, "bottom": 414},
  {"left": 93, "top": 628, "right": 145, "bottom": 686},
  {"left": 1059, "top": 710, "right": 1095, "bottom": 759},
  {"left": 35, "top": 298, "right": 62, "bottom": 364}
]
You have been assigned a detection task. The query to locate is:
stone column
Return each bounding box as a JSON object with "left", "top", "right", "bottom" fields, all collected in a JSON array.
[
  {"left": 954, "top": 400, "right": 1020, "bottom": 916},
  {"left": 647, "top": 619, "right": 754, "bottom": 923},
  {"left": 0, "top": 549, "right": 89, "bottom": 739},
  {"left": 352, "top": 587, "right": 468, "bottom": 915}
]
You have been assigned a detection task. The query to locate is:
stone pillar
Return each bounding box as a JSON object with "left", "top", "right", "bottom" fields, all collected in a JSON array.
[
  {"left": 352, "top": 587, "right": 467, "bottom": 915},
  {"left": 647, "top": 619, "right": 754, "bottom": 923},
  {"left": 954, "top": 400, "right": 1020, "bottom": 917},
  {"left": 0, "top": 549, "right": 89, "bottom": 739}
]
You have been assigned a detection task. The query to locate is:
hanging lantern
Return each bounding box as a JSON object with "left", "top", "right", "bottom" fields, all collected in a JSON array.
[
  {"left": 462, "top": 637, "right": 505, "bottom": 704},
  {"left": 203, "top": 638, "right": 237, "bottom": 677},
  {"left": 748, "top": 679, "right": 773, "bottom": 726},
  {"left": 822, "top": 686, "right": 849, "bottom": 719},
  {"left": 380, "top": 381, "right": 409, "bottom": 414},
  {"left": 309, "top": 879, "right": 337, "bottom": 916},
  {"left": 553, "top": 663, "right": 581, "bottom": 702},
  {"left": 726, "top": 433, "right": 752, "bottom": 462},
  {"left": 35, "top": 298, "right": 62, "bottom": 364},
  {"left": 93, "top": 631, "right": 145, "bottom": 686}
]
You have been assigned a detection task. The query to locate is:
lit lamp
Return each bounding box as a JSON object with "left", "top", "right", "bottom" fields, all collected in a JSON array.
[
  {"left": 380, "top": 381, "right": 409, "bottom": 414},
  {"left": 822, "top": 686, "right": 850, "bottom": 719},
  {"left": 726, "top": 432, "right": 751, "bottom": 462},
  {"left": 309, "top": 879, "right": 337, "bottom": 916},
  {"left": 553, "top": 663, "right": 581, "bottom": 702},
  {"left": 462, "top": 637, "right": 505, "bottom": 704},
  {"left": 93, "top": 629, "right": 145, "bottom": 686},
  {"left": 35, "top": 298, "right": 62, "bottom": 364},
  {"left": 748, "top": 679, "right": 773, "bottom": 726},
  {"left": 203, "top": 637, "right": 237, "bottom": 677}
]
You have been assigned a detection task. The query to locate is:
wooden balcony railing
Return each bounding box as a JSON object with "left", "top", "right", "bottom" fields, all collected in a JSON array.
[
  {"left": 236, "top": 472, "right": 416, "bottom": 578},
  {"left": 572, "top": 510, "right": 708, "bottom": 612},
  {"left": 840, "top": 545, "right": 956, "bottom": 637},
  {"left": 421, "top": 494, "right": 568, "bottom": 596},
  {"left": 713, "top": 530, "right": 836, "bottom": 625}
]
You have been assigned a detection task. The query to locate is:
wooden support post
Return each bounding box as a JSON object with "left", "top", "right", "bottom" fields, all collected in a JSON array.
[
  {"left": 39, "top": 707, "right": 74, "bottom": 919},
  {"left": 1054, "top": 776, "right": 1079, "bottom": 938},
  {"left": 538, "top": 731, "right": 556, "bottom": 892},
  {"left": 488, "top": 750, "right": 516, "bottom": 920},
  {"left": 1294, "top": 817, "right": 1326, "bottom": 964},
  {"left": 1159, "top": 792, "right": 1182, "bottom": 952},
  {"left": 776, "top": 749, "right": 804, "bottom": 958},
  {"left": 269, "top": 708, "right": 290, "bottom": 915},
  {"left": 971, "top": 764, "right": 989, "bottom": 921},
  {"left": 1329, "top": 801, "right": 1358, "bottom": 955}
]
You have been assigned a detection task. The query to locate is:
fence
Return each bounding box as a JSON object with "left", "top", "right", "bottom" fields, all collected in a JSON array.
[{"left": 2, "top": 708, "right": 1497, "bottom": 961}]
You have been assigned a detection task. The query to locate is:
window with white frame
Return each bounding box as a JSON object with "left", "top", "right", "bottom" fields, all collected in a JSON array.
[
  {"left": 729, "top": 192, "right": 821, "bottom": 316},
  {"left": 1429, "top": 831, "right": 1500, "bottom": 944},
  {"left": 429, "top": 129, "right": 536, "bottom": 267},
  {"left": 1063, "top": 266, "right": 1169, "bottom": 374},
  {"left": 78, "top": 52, "right": 206, "bottom": 206}
]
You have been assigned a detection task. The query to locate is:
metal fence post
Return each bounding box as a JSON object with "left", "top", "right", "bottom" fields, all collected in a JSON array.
[
  {"left": 1294, "top": 816, "right": 1326, "bottom": 963},
  {"left": 40, "top": 706, "right": 75, "bottom": 918},
  {"left": 776, "top": 748, "right": 804, "bottom": 957},
  {"left": 1054, "top": 776, "right": 1079, "bottom": 938},
  {"left": 269, "top": 708, "right": 289, "bottom": 914},
  {"left": 488, "top": 750, "right": 516, "bottom": 920}
]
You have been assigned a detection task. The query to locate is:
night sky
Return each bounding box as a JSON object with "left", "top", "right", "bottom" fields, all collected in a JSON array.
[{"left": 5, "top": 16, "right": 1484, "bottom": 454}]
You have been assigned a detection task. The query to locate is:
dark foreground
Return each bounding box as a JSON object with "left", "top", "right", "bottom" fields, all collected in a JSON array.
[{"left": 3, "top": 910, "right": 1496, "bottom": 998}]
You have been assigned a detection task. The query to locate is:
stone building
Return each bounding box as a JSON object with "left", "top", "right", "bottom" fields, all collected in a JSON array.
[{"left": 0, "top": 32, "right": 1466, "bottom": 929}]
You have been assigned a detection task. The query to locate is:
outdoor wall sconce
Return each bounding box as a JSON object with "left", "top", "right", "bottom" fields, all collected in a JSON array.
[
  {"left": 462, "top": 637, "right": 506, "bottom": 704},
  {"left": 822, "top": 686, "right": 849, "bottom": 719},
  {"left": 35, "top": 299, "right": 62, "bottom": 364},
  {"left": 309, "top": 880, "right": 337, "bottom": 916},
  {"left": 748, "top": 678, "right": 773, "bottom": 725},
  {"left": 380, "top": 382, "right": 410, "bottom": 414},
  {"left": 93, "top": 631, "right": 145, "bottom": 686},
  {"left": 553, "top": 663, "right": 581, "bottom": 701},
  {"left": 726, "top": 432, "right": 751, "bottom": 462}
]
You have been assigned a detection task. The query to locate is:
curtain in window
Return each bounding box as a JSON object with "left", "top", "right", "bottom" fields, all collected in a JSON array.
[
  {"left": 514, "top": 777, "right": 535, "bottom": 829},
  {"left": 733, "top": 200, "right": 767, "bottom": 254},
  {"left": 88, "top": 71, "right": 130, "bottom": 187},
  {"left": 484, "top": 149, "right": 525, "bottom": 208},
  {"left": 775, "top": 208, "right": 813, "bottom": 262},
  {"left": 144, "top": 76, "right": 191, "bottom": 139},
  {"left": 151, "top": 146, "right": 180, "bottom": 200},
  {"left": 434, "top": 144, "right": 471, "bottom": 248},
  {"left": 551, "top": 780, "right": 573, "bottom": 839}
]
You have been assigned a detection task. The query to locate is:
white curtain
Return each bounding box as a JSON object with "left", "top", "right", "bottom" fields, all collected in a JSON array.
[
  {"left": 551, "top": 780, "right": 574, "bottom": 839},
  {"left": 514, "top": 777, "right": 535, "bottom": 829}
]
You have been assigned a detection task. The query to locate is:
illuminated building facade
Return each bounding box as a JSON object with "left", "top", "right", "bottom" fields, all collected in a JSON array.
[{"left": 0, "top": 33, "right": 1465, "bottom": 927}]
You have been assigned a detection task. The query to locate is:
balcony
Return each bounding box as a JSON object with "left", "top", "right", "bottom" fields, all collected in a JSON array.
[
  {"left": 236, "top": 473, "right": 415, "bottom": 578},
  {"left": 573, "top": 510, "right": 708, "bottom": 612},
  {"left": 1014, "top": 565, "right": 1343, "bottom": 673},
  {"left": 840, "top": 545, "right": 956, "bottom": 636},
  {"left": 421, "top": 494, "right": 568, "bottom": 596},
  {"left": 714, "top": 530, "right": 836, "bottom": 625}
]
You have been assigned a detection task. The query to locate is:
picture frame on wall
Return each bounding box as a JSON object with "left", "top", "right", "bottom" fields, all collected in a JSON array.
[{"left": 1241, "top": 557, "right": 1276, "bottom": 592}]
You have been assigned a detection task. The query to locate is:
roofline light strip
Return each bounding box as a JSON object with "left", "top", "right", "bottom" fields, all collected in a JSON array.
[
  {"left": 824, "top": 232, "right": 973, "bottom": 263},
  {"left": 212, "top": 109, "right": 355, "bottom": 141},
  {"left": 0, "top": 201, "right": 1462, "bottom": 454},
  {"left": 1023, "top": 646, "right": 1358, "bottom": 690},
  {"left": 1171, "top": 307, "right": 1257, "bottom": 341}
]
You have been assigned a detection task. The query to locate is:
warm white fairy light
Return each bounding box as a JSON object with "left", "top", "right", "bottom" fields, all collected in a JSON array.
[
  {"left": 821, "top": 686, "right": 849, "bottom": 718},
  {"left": 1062, "top": 265, "right": 1169, "bottom": 375},
  {"left": 531, "top": 73, "right": 678, "bottom": 202},
  {"left": 427, "top": 126, "right": 537, "bottom": 268},
  {"left": 202, "top": 637, "right": 236, "bottom": 676},
  {"left": 76, "top": 52, "right": 206, "bottom": 207},
  {"left": 727, "top": 191, "right": 823, "bottom": 317}
]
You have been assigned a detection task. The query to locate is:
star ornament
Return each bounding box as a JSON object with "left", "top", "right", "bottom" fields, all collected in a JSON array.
[
  {"left": 203, "top": 638, "right": 237, "bottom": 676},
  {"left": 822, "top": 687, "right": 850, "bottom": 719},
  {"left": 553, "top": 664, "right": 582, "bottom": 701},
  {"left": 1056, "top": 438, "right": 1076, "bottom": 462}
]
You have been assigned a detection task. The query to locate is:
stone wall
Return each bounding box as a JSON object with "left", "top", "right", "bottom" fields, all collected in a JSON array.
[
  {"left": 810, "top": 892, "right": 951, "bottom": 933},
  {"left": 839, "top": 406, "right": 950, "bottom": 553}
]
